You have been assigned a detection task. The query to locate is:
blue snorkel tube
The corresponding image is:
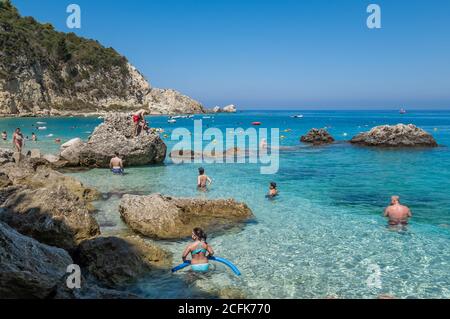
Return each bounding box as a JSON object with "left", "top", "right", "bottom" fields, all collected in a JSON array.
[{"left": 171, "top": 256, "right": 241, "bottom": 276}]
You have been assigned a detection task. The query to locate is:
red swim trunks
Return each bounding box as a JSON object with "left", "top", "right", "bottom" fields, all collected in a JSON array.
[{"left": 132, "top": 115, "right": 140, "bottom": 123}]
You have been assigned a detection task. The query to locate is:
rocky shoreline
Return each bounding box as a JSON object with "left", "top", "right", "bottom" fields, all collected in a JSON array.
[{"left": 0, "top": 113, "right": 254, "bottom": 299}]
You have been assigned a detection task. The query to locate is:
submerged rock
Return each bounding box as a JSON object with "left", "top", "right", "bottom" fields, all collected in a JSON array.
[
  {"left": 0, "top": 185, "right": 100, "bottom": 251},
  {"left": 350, "top": 124, "right": 438, "bottom": 147},
  {"left": 300, "top": 128, "right": 335, "bottom": 145},
  {"left": 119, "top": 193, "right": 254, "bottom": 239},
  {"left": 74, "top": 236, "right": 172, "bottom": 288},
  {"left": 76, "top": 113, "right": 167, "bottom": 167},
  {"left": 0, "top": 221, "right": 73, "bottom": 299}
]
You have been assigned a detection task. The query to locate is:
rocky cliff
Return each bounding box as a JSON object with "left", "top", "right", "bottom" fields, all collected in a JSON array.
[{"left": 0, "top": 1, "right": 204, "bottom": 116}]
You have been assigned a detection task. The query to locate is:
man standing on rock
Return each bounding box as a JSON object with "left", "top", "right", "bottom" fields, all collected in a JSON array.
[
  {"left": 132, "top": 109, "right": 146, "bottom": 137},
  {"left": 110, "top": 153, "right": 124, "bottom": 175},
  {"left": 384, "top": 196, "right": 412, "bottom": 226}
]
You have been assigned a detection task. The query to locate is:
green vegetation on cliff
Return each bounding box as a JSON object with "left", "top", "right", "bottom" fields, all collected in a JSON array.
[{"left": 0, "top": 0, "right": 129, "bottom": 82}]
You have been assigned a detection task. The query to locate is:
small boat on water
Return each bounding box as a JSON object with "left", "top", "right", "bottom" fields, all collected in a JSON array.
[
  {"left": 168, "top": 119, "right": 177, "bottom": 123},
  {"left": 37, "top": 126, "right": 47, "bottom": 130},
  {"left": 291, "top": 114, "right": 304, "bottom": 118},
  {"left": 36, "top": 122, "right": 46, "bottom": 125},
  {"left": 400, "top": 108, "right": 407, "bottom": 114}
]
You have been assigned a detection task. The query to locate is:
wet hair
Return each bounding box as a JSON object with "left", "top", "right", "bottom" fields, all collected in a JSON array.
[
  {"left": 2, "top": 131, "right": 6, "bottom": 134},
  {"left": 270, "top": 182, "right": 277, "bottom": 188},
  {"left": 114, "top": 152, "right": 120, "bottom": 157},
  {"left": 198, "top": 167, "right": 205, "bottom": 175},
  {"left": 193, "top": 227, "right": 207, "bottom": 242}
]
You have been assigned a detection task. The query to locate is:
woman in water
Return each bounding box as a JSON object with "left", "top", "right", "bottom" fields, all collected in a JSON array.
[
  {"left": 181, "top": 228, "right": 214, "bottom": 273},
  {"left": 197, "top": 167, "right": 212, "bottom": 190},
  {"left": 12, "top": 128, "right": 24, "bottom": 153}
]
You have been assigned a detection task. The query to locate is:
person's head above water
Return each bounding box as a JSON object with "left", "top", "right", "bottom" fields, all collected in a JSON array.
[
  {"left": 270, "top": 182, "right": 277, "bottom": 189},
  {"left": 198, "top": 167, "right": 205, "bottom": 175},
  {"left": 391, "top": 195, "right": 400, "bottom": 205},
  {"left": 192, "top": 227, "right": 207, "bottom": 242}
]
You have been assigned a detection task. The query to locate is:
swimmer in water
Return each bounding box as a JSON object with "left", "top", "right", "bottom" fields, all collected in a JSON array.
[
  {"left": 2, "top": 131, "right": 7, "bottom": 141},
  {"left": 197, "top": 167, "right": 212, "bottom": 190},
  {"left": 110, "top": 152, "right": 124, "bottom": 175},
  {"left": 31, "top": 132, "right": 37, "bottom": 142},
  {"left": 181, "top": 227, "right": 215, "bottom": 273},
  {"left": 384, "top": 196, "right": 412, "bottom": 226},
  {"left": 266, "top": 182, "right": 278, "bottom": 198}
]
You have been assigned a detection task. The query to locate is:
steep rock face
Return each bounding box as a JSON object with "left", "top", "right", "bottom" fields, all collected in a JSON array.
[
  {"left": 119, "top": 193, "right": 254, "bottom": 239},
  {"left": 0, "top": 221, "right": 73, "bottom": 299},
  {"left": 75, "top": 113, "right": 167, "bottom": 167},
  {"left": 0, "top": 2, "right": 204, "bottom": 115},
  {"left": 350, "top": 124, "right": 438, "bottom": 147}
]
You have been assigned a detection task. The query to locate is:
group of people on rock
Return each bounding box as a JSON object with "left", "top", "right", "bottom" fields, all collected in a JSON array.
[{"left": 2, "top": 128, "right": 38, "bottom": 153}]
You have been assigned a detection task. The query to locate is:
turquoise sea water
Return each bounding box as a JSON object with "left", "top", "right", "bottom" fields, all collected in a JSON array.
[{"left": 2, "top": 110, "right": 450, "bottom": 298}]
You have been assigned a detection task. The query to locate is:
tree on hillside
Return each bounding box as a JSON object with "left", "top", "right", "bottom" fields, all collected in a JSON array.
[{"left": 56, "top": 38, "right": 71, "bottom": 62}]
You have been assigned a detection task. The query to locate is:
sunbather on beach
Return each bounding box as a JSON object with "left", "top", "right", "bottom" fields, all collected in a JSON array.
[
  {"left": 181, "top": 227, "right": 214, "bottom": 272},
  {"left": 197, "top": 167, "right": 212, "bottom": 190},
  {"left": 110, "top": 152, "right": 124, "bottom": 175},
  {"left": 384, "top": 196, "right": 412, "bottom": 226}
]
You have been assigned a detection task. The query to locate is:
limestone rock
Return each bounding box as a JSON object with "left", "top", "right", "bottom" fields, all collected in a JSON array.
[
  {"left": 78, "top": 113, "right": 167, "bottom": 167},
  {"left": 300, "top": 128, "right": 335, "bottom": 145},
  {"left": 350, "top": 124, "right": 438, "bottom": 147},
  {"left": 119, "top": 193, "right": 254, "bottom": 239}
]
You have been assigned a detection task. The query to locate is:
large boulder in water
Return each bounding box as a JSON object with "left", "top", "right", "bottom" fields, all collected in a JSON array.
[
  {"left": 0, "top": 221, "right": 73, "bottom": 299},
  {"left": 300, "top": 128, "right": 335, "bottom": 145},
  {"left": 75, "top": 113, "right": 167, "bottom": 168},
  {"left": 74, "top": 236, "right": 172, "bottom": 288},
  {"left": 0, "top": 185, "right": 100, "bottom": 251},
  {"left": 119, "top": 193, "right": 254, "bottom": 239},
  {"left": 350, "top": 124, "right": 438, "bottom": 147}
]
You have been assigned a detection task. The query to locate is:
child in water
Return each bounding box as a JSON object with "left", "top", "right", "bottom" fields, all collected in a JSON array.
[{"left": 266, "top": 182, "right": 278, "bottom": 198}]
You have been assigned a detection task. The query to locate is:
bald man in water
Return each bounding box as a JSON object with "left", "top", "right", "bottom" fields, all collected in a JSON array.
[{"left": 384, "top": 196, "right": 412, "bottom": 225}]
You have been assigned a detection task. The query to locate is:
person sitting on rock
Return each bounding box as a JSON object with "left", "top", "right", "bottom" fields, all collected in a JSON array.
[
  {"left": 12, "top": 128, "right": 24, "bottom": 153},
  {"left": 384, "top": 196, "right": 412, "bottom": 226},
  {"left": 182, "top": 227, "right": 215, "bottom": 273},
  {"left": 197, "top": 167, "right": 212, "bottom": 190},
  {"left": 266, "top": 182, "right": 278, "bottom": 199},
  {"left": 132, "top": 109, "right": 146, "bottom": 137},
  {"left": 110, "top": 152, "right": 124, "bottom": 175}
]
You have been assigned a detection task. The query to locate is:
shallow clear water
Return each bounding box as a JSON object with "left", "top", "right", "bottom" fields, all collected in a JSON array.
[{"left": 2, "top": 110, "right": 450, "bottom": 298}]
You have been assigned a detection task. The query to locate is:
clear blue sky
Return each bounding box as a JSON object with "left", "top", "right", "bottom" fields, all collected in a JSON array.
[{"left": 11, "top": 0, "right": 450, "bottom": 109}]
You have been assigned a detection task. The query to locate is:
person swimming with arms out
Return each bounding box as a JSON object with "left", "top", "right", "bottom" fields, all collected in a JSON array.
[
  {"left": 181, "top": 227, "right": 215, "bottom": 273},
  {"left": 266, "top": 182, "right": 278, "bottom": 199},
  {"left": 384, "top": 195, "right": 412, "bottom": 227},
  {"left": 197, "top": 167, "right": 212, "bottom": 191},
  {"left": 110, "top": 152, "right": 124, "bottom": 175}
]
